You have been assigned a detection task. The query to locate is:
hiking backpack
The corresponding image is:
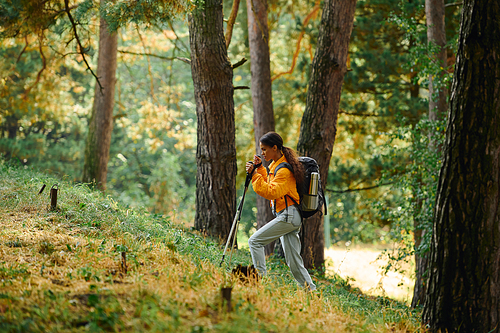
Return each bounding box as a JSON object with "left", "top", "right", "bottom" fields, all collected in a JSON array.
[{"left": 274, "top": 157, "right": 327, "bottom": 219}]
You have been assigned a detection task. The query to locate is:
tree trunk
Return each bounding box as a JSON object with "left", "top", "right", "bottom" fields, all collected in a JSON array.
[
  {"left": 412, "top": 0, "right": 447, "bottom": 308},
  {"left": 6, "top": 115, "right": 18, "bottom": 139},
  {"left": 422, "top": 1, "right": 500, "bottom": 331},
  {"left": 297, "top": 0, "right": 357, "bottom": 270},
  {"left": 426, "top": 0, "right": 447, "bottom": 122},
  {"left": 246, "top": 0, "right": 276, "bottom": 256},
  {"left": 82, "top": 3, "right": 118, "bottom": 191},
  {"left": 189, "top": 0, "right": 237, "bottom": 242},
  {"left": 411, "top": 216, "right": 429, "bottom": 308}
]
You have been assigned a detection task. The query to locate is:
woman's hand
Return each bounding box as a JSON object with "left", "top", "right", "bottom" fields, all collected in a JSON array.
[
  {"left": 253, "top": 155, "right": 262, "bottom": 166},
  {"left": 245, "top": 161, "right": 255, "bottom": 175}
]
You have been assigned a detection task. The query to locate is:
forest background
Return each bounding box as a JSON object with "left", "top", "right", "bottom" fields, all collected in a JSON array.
[{"left": 1, "top": 0, "right": 461, "bottom": 300}]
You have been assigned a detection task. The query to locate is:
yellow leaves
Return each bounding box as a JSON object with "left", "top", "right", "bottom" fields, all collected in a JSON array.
[
  {"left": 124, "top": 100, "right": 195, "bottom": 153},
  {"left": 163, "top": 30, "right": 177, "bottom": 40},
  {"left": 72, "top": 86, "right": 84, "bottom": 94}
]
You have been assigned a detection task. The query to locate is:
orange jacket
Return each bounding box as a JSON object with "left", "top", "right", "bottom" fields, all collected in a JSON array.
[{"left": 251, "top": 155, "right": 300, "bottom": 213}]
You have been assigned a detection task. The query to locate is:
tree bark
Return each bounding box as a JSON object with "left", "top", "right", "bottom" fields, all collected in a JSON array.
[
  {"left": 426, "top": 0, "right": 447, "bottom": 122},
  {"left": 246, "top": 0, "right": 276, "bottom": 255},
  {"left": 412, "top": 0, "right": 447, "bottom": 308},
  {"left": 189, "top": 0, "right": 237, "bottom": 241},
  {"left": 5, "top": 115, "right": 18, "bottom": 139},
  {"left": 82, "top": 2, "right": 118, "bottom": 191},
  {"left": 297, "top": 0, "right": 357, "bottom": 270},
  {"left": 411, "top": 215, "right": 428, "bottom": 308},
  {"left": 422, "top": 0, "right": 500, "bottom": 331}
]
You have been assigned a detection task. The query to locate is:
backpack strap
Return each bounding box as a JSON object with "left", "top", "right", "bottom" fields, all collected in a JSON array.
[
  {"left": 274, "top": 162, "right": 304, "bottom": 221},
  {"left": 274, "top": 162, "right": 292, "bottom": 176},
  {"left": 273, "top": 162, "right": 294, "bottom": 221}
]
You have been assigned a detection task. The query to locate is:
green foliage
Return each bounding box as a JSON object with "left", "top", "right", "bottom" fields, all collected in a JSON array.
[
  {"left": 101, "top": 0, "right": 193, "bottom": 32},
  {"left": 375, "top": 117, "right": 445, "bottom": 272},
  {"left": 0, "top": 263, "right": 30, "bottom": 283}
]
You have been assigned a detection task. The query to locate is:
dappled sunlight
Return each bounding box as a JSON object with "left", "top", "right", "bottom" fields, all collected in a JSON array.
[{"left": 325, "top": 245, "right": 414, "bottom": 304}]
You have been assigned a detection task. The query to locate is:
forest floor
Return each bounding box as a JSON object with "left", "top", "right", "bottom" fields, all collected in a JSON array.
[{"left": 0, "top": 164, "right": 423, "bottom": 332}]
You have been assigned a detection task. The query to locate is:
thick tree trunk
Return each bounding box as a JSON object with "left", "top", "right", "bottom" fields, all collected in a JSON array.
[
  {"left": 246, "top": 0, "right": 276, "bottom": 255},
  {"left": 297, "top": 0, "right": 357, "bottom": 270},
  {"left": 189, "top": 0, "right": 237, "bottom": 241},
  {"left": 422, "top": 1, "right": 500, "bottom": 331},
  {"left": 82, "top": 5, "right": 118, "bottom": 191},
  {"left": 412, "top": 0, "right": 447, "bottom": 308}
]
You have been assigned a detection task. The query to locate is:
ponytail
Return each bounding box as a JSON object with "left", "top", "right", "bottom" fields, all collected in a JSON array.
[{"left": 282, "top": 146, "right": 304, "bottom": 185}]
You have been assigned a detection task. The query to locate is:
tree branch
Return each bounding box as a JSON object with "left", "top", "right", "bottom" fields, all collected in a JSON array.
[
  {"left": 176, "top": 57, "right": 191, "bottom": 64},
  {"left": 225, "top": 0, "right": 241, "bottom": 49},
  {"left": 326, "top": 181, "right": 396, "bottom": 194},
  {"left": 118, "top": 49, "right": 178, "bottom": 61},
  {"left": 339, "top": 110, "right": 388, "bottom": 117},
  {"left": 23, "top": 34, "right": 47, "bottom": 99},
  {"left": 17, "top": 36, "right": 29, "bottom": 63},
  {"left": 232, "top": 57, "right": 247, "bottom": 69},
  {"left": 64, "top": 0, "right": 102, "bottom": 92},
  {"left": 445, "top": 1, "right": 463, "bottom": 7},
  {"left": 165, "top": 19, "right": 190, "bottom": 53},
  {"left": 271, "top": 0, "right": 320, "bottom": 82},
  {"left": 136, "top": 25, "right": 156, "bottom": 102},
  {"left": 234, "top": 86, "right": 250, "bottom": 90}
]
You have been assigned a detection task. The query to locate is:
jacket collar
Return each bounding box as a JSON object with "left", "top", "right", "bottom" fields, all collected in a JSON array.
[{"left": 269, "top": 154, "right": 287, "bottom": 173}]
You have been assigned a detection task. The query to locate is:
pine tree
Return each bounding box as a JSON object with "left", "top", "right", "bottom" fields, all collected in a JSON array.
[{"left": 423, "top": 0, "right": 500, "bottom": 330}]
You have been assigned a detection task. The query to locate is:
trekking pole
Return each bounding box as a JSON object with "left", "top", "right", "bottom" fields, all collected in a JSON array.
[{"left": 220, "top": 170, "right": 253, "bottom": 267}]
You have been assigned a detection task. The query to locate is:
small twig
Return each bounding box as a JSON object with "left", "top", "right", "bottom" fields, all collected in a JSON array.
[
  {"left": 271, "top": 0, "right": 320, "bottom": 81},
  {"left": 176, "top": 57, "right": 191, "bottom": 64},
  {"left": 326, "top": 181, "right": 396, "bottom": 194},
  {"left": 23, "top": 34, "right": 47, "bottom": 98},
  {"left": 118, "top": 49, "right": 181, "bottom": 61},
  {"left": 64, "top": 0, "right": 102, "bottom": 92},
  {"left": 166, "top": 19, "right": 190, "bottom": 53},
  {"left": 136, "top": 25, "right": 156, "bottom": 102},
  {"left": 445, "top": 1, "right": 463, "bottom": 7},
  {"left": 17, "top": 36, "right": 29, "bottom": 63},
  {"left": 339, "top": 110, "right": 387, "bottom": 117},
  {"left": 225, "top": 0, "right": 241, "bottom": 48},
  {"left": 232, "top": 57, "right": 247, "bottom": 69},
  {"left": 234, "top": 86, "right": 250, "bottom": 90}
]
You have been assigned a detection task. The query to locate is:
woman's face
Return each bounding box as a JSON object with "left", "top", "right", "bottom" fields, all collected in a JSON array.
[{"left": 259, "top": 142, "right": 279, "bottom": 161}]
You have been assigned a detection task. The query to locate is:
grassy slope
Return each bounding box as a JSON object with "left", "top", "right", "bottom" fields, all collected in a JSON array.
[{"left": 0, "top": 162, "right": 423, "bottom": 332}]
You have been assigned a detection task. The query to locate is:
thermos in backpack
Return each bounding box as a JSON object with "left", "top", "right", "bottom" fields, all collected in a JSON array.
[
  {"left": 302, "top": 172, "right": 319, "bottom": 211},
  {"left": 274, "top": 158, "right": 327, "bottom": 218}
]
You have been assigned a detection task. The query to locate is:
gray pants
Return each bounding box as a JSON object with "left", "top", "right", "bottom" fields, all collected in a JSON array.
[{"left": 248, "top": 205, "right": 316, "bottom": 291}]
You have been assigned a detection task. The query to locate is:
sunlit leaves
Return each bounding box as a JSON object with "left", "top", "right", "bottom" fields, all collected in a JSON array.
[{"left": 101, "top": 0, "right": 193, "bottom": 32}]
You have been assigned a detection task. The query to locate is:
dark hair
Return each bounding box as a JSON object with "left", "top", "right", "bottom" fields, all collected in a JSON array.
[{"left": 260, "top": 132, "right": 304, "bottom": 185}]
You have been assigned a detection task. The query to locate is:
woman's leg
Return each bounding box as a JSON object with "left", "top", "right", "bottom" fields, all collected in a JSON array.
[
  {"left": 248, "top": 212, "right": 298, "bottom": 276},
  {"left": 280, "top": 207, "right": 316, "bottom": 290}
]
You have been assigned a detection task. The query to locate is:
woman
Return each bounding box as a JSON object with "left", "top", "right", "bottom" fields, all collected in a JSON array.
[{"left": 245, "top": 132, "right": 316, "bottom": 291}]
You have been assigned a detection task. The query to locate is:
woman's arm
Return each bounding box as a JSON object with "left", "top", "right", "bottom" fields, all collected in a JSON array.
[{"left": 252, "top": 167, "right": 292, "bottom": 200}]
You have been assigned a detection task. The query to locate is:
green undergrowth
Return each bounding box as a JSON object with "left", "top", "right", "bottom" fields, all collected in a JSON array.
[{"left": 0, "top": 161, "right": 423, "bottom": 332}]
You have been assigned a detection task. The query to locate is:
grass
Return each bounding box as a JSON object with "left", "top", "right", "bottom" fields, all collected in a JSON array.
[{"left": 0, "top": 160, "right": 424, "bottom": 332}]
